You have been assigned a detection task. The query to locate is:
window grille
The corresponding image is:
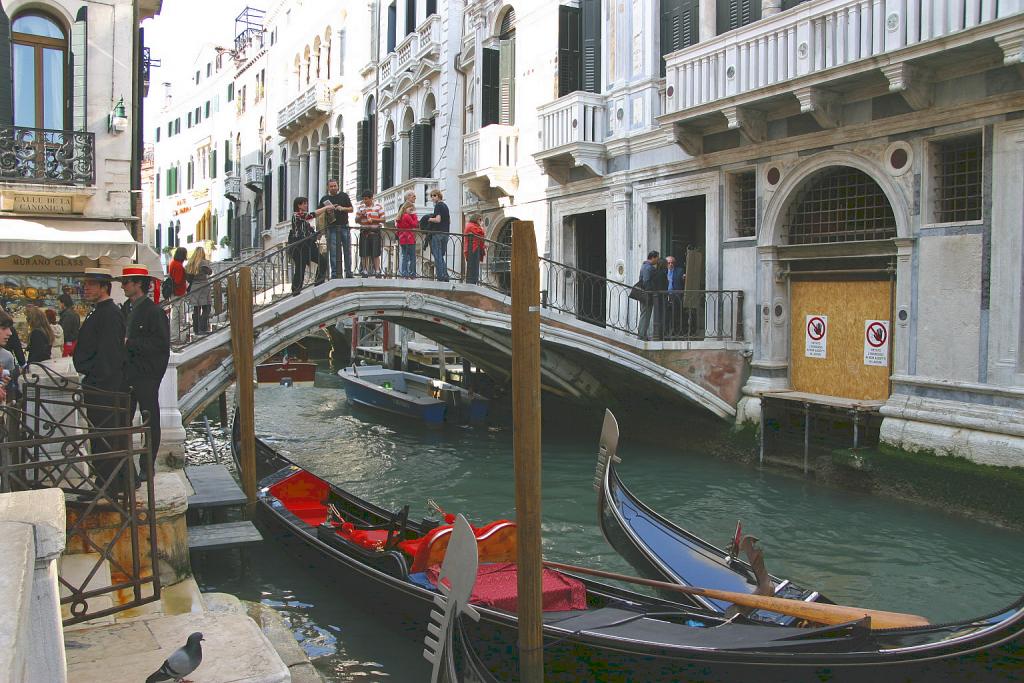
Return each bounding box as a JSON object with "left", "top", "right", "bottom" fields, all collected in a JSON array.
[
  {"left": 732, "top": 171, "right": 756, "bottom": 237},
  {"left": 932, "top": 134, "right": 982, "bottom": 223},
  {"left": 784, "top": 167, "right": 896, "bottom": 245}
]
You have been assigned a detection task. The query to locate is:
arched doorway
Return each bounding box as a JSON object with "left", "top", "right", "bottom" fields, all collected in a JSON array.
[
  {"left": 782, "top": 166, "right": 897, "bottom": 401},
  {"left": 492, "top": 217, "right": 517, "bottom": 293}
]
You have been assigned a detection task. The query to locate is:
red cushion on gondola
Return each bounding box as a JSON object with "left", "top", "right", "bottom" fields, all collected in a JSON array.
[
  {"left": 426, "top": 563, "right": 586, "bottom": 612},
  {"left": 268, "top": 470, "right": 330, "bottom": 527}
]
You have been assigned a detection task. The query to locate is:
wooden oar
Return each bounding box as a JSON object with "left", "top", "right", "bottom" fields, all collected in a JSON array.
[{"left": 543, "top": 560, "right": 930, "bottom": 631}]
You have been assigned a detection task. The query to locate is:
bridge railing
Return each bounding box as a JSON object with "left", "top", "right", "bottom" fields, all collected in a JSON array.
[{"left": 162, "top": 227, "right": 743, "bottom": 350}]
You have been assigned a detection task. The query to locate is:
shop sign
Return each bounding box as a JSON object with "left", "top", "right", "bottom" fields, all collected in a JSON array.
[
  {"left": 0, "top": 255, "right": 93, "bottom": 272},
  {"left": 11, "top": 193, "right": 74, "bottom": 214},
  {"left": 805, "top": 314, "right": 828, "bottom": 359},
  {"left": 864, "top": 320, "right": 890, "bottom": 367}
]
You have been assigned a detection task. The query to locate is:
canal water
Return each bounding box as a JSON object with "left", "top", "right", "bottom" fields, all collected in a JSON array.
[{"left": 187, "top": 366, "right": 1024, "bottom": 682}]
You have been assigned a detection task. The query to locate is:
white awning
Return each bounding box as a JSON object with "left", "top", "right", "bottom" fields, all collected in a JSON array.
[{"left": 0, "top": 218, "right": 138, "bottom": 260}]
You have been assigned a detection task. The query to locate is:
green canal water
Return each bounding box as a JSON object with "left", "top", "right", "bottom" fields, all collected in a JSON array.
[{"left": 187, "top": 368, "right": 1024, "bottom": 682}]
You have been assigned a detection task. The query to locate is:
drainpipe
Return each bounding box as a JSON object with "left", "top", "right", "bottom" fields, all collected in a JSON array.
[{"left": 131, "top": 6, "right": 143, "bottom": 243}]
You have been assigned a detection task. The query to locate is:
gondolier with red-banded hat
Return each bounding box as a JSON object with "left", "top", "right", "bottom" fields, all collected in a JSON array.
[{"left": 117, "top": 265, "right": 169, "bottom": 484}]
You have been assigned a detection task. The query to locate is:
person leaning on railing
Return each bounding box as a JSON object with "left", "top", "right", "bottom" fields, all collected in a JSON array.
[
  {"left": 464, "top": 214, "right": 486, "bottom": 285},
  {"left": 395, "top": 201, "right": 418, "bottom": 278},
  {"left": 289, "top": 196, "right": 333, "bottom": 296}
]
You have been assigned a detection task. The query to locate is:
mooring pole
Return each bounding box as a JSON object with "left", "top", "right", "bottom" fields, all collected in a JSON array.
[
  {"left": 228, "top": 267, "right": 257, "bottom": 508},
  {"left": 511, "top": 220, "right": 543, "bottom": 682},
  {"left": 218, "top": 392, "right": 228, "bottom": 429}
]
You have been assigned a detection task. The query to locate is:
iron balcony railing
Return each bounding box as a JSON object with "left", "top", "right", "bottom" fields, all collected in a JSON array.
[
  {"left": 161, "top": 228, "right": 744, "bottom": 349},
  {"left": 0, "top": 364, "right": 160, "bottom": 626},
  {"left": 0, "top": 125, "right": 96, "bottom": 186}
]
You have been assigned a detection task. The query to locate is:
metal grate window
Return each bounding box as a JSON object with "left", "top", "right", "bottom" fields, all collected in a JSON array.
[
  {"left": 784, "top": 167, "right": 896, "bottom": 245},
  {"left": 932, "top": 134, "right": 982, "bottom": 223},
  {"left": 732, "top": 171, "right": 756, "bottom": 237}
]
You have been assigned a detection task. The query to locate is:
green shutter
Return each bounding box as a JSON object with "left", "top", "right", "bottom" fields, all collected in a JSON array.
[
  {"left": 410, "top": 125, "right": 423, "bottom": 179},
  {"left": 381, "top": 142, "right": 394, "bottom": 189},
  {"left": 356, "top": 119, "right": 370, "bottom": 194},
  {"left": 422, "top": 121, "right": 433, "bottom": 178},
  {"left": 71, "top": 8, "right": 88, "bottom": 131},
  {"left": 718, "top": 0, "right": 761, "bottom": 33},
  {"left": 481, "top": 48, "right": 499, "bottom": 127},
  {"left": 581, "top": 0, "right": 601, "bottom": 93},
  {"left": 210, "top": 149, "right": 217, "bottom": 178},
  {"left": 263, "top": 173, "right": 272, "bottom": 231},
  {"left": 558, "top": 6, "right": 581, "bottom": 97},
  {"left": 660, "top": 0, "right": 699, "bottom": 75},
  {"left": 498, "top": 39, "right": 515, "bottom": 125},
  {"left": 327, "top": 135, "right": 342, "bottom": 185}
]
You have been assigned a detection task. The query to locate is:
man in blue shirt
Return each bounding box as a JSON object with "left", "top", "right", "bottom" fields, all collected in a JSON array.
[{"left": 665, "top": 255, "right": 685, "bottom": 338}]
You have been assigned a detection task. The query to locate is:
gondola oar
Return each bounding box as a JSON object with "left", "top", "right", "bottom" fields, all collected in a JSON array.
[{"left": 543, "top": 560, "right": 930, "bottom": 630}]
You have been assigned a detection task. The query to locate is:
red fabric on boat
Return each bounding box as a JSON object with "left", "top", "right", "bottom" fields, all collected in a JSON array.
[
  {"left": 268, "top": 470, "right": 329, "bottom": 526},
  {"left": 426, "top": 563, "right": 587, "bottom": 612}
]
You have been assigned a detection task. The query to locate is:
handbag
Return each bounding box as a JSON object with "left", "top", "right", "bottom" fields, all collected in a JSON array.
[{"left": 628, "top": 278, "right": 646, "bottom": 302}]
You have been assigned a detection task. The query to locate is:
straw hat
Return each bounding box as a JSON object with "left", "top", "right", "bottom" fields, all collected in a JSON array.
[{"left": 82, "top": 267, "right": 114, "bottom": 282}]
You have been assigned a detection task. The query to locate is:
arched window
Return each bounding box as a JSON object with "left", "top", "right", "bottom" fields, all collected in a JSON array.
[
  {"left": 12, "top": 11, "right": 68, "bottom": 129},
  {"left": 784, "top": 167, "right": 896, "bottom": 245}
]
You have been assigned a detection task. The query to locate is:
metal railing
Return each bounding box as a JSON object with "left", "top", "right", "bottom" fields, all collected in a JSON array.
[
  {"left": 0, "top": 364, "right": 160, "bottom": 626},
  {"left": 537, "top": 92, "right": 606, "bottom": 155},
  {"left": 161, "top": 227, "right": 744, "bottom": 349},
  {"left": 0, "top": 125, "right": 96, "bottom": 186}
]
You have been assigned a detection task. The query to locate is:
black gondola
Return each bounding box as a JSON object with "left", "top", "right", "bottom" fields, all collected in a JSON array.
[
  {"left": 593, "top": 410, "right": 832, "bottom": 624},
  {"left": 234, "top": 417, "right": 1024, "bottom": 682}
]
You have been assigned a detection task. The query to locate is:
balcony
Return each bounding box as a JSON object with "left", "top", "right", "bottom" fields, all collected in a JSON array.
[
  {"left": 0, "top": 126, "right": 95, "bottom": 187},
  {"left": 460, "top": 125, "right": 518, "bottom": 200},
  {"left": 377, "top": 178, "right": 439, "bottom": 220},
  {"left": 277, "top": 82, "right": 332, "bottom": 136},
  {"left": 534, "top": 92, "right": 606, "bottom": 184},
  {"left": 416, "top": 14, "right": 442, "bottom": 62},
  {"left": 224, "top": 175, "right": 241, "bottom": 201},
  {"left": 244, "top": 164, "right": 264, "bottom": 192},
  {"left": 659, "top": 0, "right": 1023, "bottom": 155}
]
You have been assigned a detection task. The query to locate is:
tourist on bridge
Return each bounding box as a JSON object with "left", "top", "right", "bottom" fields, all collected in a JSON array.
[
  {"left": 319, "top": 178, "right": 354, "bottom": 279},
  {"left": 186, "top": 247, "right": 213, "bottom": 335},
  {"left": 665, "top": 255, "right": 685, "bottom": 339},
  {"left": 58, "top": 293, "right": 80, "bottom": 357},
  {"left": 118, "top": 265, "right": 170, "bottom": 483},
  {"left": 73, "top": 268, "right": 128, "bottom": 497},
  {"left": 396, "top": 201, "right": 418, "bottom": 278},
  {"left": 637, "top": 251, "right": 659, "bottom": 341},
  {"left": 651, "top": 257, "right": 670, "bottom": 341},
  {"left": 289, "top": 196, "right": 333, "bottom": 295},
  {"left": 464, "top": 214, "right": 486, "bottom": 285},
  {"left": 355, "top": 190, "right": 385, "bottom": 276},
  {"left": 25, "top": 305, "right": 54, "bottom": 364},
  {"left": 425, "top": 188, "right": 450, "bottom": 281}
]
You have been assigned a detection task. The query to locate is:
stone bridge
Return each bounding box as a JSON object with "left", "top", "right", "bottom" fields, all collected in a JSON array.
[{"left": 168, "top": 279, "right": 748, "bottom": 424}]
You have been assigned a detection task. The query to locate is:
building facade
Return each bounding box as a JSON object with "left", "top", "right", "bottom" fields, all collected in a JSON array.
[{"left": 0, "top": 0, "right": 162, "bottom": 321}]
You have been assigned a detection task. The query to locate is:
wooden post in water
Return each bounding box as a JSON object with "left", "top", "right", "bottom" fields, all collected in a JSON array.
[
  {"left": 511, "top": 220, "right": 543, "bottom": 682},
  {"left": 228, "top": 267, "right": 257, "bottom": 507}
]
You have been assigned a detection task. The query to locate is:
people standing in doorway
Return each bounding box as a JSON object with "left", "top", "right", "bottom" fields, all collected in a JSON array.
[
  {"left": 464, "top": 214, "right": 486, "bottom": 285},
  {"left": 425, "top": 189, "right": 450, "bottom": 282},
  {"left": 665, "top": 255, "right": 685, "bottom": 339},
  {"left": 185, "top": 247, "right": 213, "bottom": 335},
  {"left": 637, "top": 251, "right": 659, "bottom": 341},
  {"left": 651, "top": 257, "right": 670, "bottom": 341},
  {"left": 58, "top": 293, "right": 80, "bottom": 357},
  {"left": 319, "top": 179, "right": 354, "bottom": 279},
  {"left": 44, "top": 309, "right": 64, "bottom": 360},
  {"left": 73, "top": 268, "right": 128, "bottom": 497},
  {"left": 25, "top": 306, "right": 53, "bottom": 364},
  {"left": 288, "top": 196, "right": 333, "bottom": 295},
  {"left": 118, "top": 266, "right": 170, "bottom": 484},
  {"left": 355, "top": 190, "right": 385, "bottom": 276},
  {"left": 395, "top": 201, "right": 418, "bottom": 278}
]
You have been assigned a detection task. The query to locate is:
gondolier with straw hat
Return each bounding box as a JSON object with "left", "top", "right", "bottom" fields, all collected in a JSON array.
[
  {"left": 117, "top": 265, "right": 169, "bottom": 484},
  {"left": 73, "top": 267, "right": 128, "bottom": 497}
]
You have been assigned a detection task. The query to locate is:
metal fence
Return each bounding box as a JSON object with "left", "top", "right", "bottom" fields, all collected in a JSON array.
[
  {"left": 0, "top": 125, "right": 96, "bottom": 186},
  {"left": 161, "top": 227, "right": 744, "bottom": 349},
  {"left": 0, "top": 364, "right": 160, "bottom": 626}
]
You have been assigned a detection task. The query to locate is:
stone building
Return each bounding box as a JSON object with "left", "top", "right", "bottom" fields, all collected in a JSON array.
[{"left": 0, "top": 0, "right": 162, "bottom": 318}]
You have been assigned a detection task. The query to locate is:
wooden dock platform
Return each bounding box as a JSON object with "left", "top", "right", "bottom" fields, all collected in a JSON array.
[
  {"left": 186, "top": 464, "right": 248, "bottom": 510},
  {"left": 185, "top": 464, "right": 262, "bottom": 552},
  {"left": 187, "top": 521, "right": 264, "bottom": 551}
]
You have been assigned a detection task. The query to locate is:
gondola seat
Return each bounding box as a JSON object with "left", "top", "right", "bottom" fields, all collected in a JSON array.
[
  {"left": 400, "top": 519, "right": 517, "bottom": 572},
  {"left": 267, "top": 469, "right": 330, "bottom": 526}
]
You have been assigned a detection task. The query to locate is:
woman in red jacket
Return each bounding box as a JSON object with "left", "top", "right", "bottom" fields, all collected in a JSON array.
[
  {"left": 463, "top": 214, "right": 486, "bottom": 284},
  {"left": 168, "top": 247, "right": 188, "bottom": 297},
  {"left": 396, "top": 201, "right": 418, "bottom": 278}
]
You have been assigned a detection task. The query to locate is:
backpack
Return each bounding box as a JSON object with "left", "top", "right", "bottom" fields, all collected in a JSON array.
[{"left": 161, "top": 276, "right": 174, "bottom": 299}]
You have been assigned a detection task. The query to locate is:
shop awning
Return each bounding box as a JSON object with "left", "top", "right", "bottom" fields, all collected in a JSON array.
[{"left": 0, "top": 218, "right": 137, "bottom": 260}]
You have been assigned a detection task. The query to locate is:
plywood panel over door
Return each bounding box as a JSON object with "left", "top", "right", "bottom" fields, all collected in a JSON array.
[{"left": 790, "top": 280, "right": 893, "bottom": 400}]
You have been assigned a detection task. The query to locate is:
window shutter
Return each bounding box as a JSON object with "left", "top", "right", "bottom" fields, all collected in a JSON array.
[
  {"left": 387, "top": 3, "right": 397, "bottom": 52},
  {"left": 263, "top": 172, "right": 273, "bottom": 230},
  {"left": 660, "top": 0, "right": 698, "bottom": 75},
  {"left": 581, "top": 0, "right": 601, "bottom": 93},
  {"left": 498, "top": 38, "right": 515, "bottom": 125},
  {"left": 356, "top": 119, "right": 370, "bottom": 194},
  {"left": 405, "top": 0, "right": 416, "bottom": 36},
  {"left": 426, "top": 0, "right": 437, "bottom": 16},
  {"left": 410, "top": 125, "right": 423, "bottom": 179},
  {"left": 71, "top": 7, "right": 88, "bottom": 131},
  {"left": 277, "top": 165, "right": 286, "bottom": 222},
  {"left": 210, "top": 149, "right": 217, "bottom": 178},
  {"left": 381, "top": 142, "right": 393, "bottom": 189},
  {"left": 422, "top": 121, "right": 434, "bottom": 178},
  {"left": 781, "top": 0, "right": 808, "bottom": 9},
  {"left": 481, "top": 48, "right": 500, "bottom": 127},
  {"left": 327, "top": 135, "right": 342, "bottom": 185},
  {"left": 557, "top": 6, "right": 581, "bottom": 97},
  {"left": 719, "top": 0, "right": 761, "bottom": 33},
  {"left": 0, "top": 5, "right": 11, "bottom": 125}
]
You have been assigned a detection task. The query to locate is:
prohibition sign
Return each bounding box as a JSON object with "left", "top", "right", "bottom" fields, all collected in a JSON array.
[
  {"left": 866, "top": 321, "right": 888, "bottom": 348},
  {"left": 807, "top": 316, "right": 826, "bottom": 341}
]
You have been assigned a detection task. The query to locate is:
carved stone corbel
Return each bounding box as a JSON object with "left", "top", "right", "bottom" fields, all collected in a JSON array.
[
  {"left": 793, "top": 87, "right": 841, "bottom": 129},
  {"left": 671, "top": 123, "right": 703, "bottom": 156},
  {"left": 881, "top": 63, "right": 933, "bottom": 111},
  {"left": 995, "top": 33, "right": 1024, "bottom": 79},
  {"left": 723, "top": 106, "right": 767, "bottom": 145}
]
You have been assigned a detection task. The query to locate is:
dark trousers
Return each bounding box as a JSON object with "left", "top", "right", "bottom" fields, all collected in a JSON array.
[
  {"left": 466, "top": 250, "right": 481, "bottom": 284},
  {"left": 84, "top": 387, "right": 131, "bottom": 497},
  {"left": 291, "top": 251, "right": 327, "bottom": 294},
  {"left": 328, "top": 226, "right": 354, "bottom": 278},
  {"left": 129, "top": 379, "right": 160, "bottom": 482},
  {"left": 192, "top": 305, "right": 210, "bottom": 334}
]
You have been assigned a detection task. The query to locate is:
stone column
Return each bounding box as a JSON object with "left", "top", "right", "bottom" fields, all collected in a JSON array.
[
  {"left": 762, "top": 0, "right": 783, "bottom": 17},
  {"left": 158, "top": 353, "right": 188, "bottom": 470},
  {"left": 699, "top": 0, "right": 717, "bottom": 42},
  {"left": 398, "top": 131, "right": 411, "bottom": 183},
  {"left": 298, "top": 154, "right": 309, "bottom": 202},
  {"left": 308, "top": 148, "right": 320, "bottom": 201},
  {"left": 318, "top": 142, "right": 329, "bottom": 189},
  {"left": 287, "top": 157, "right": 300, "bottom": 210}
]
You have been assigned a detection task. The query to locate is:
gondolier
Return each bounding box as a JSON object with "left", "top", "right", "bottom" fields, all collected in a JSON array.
[{"left": 118, "top": 266, "right": 170, "bottom": 483}]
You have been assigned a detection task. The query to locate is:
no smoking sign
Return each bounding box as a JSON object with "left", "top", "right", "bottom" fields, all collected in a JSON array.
[{"left": 864, "top": 320, "right": 890, "bottom": 366}]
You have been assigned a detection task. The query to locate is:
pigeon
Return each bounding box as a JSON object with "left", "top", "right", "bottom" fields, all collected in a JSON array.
[{"left": 145, "top": 632, "right": 204, "bottom": 683}]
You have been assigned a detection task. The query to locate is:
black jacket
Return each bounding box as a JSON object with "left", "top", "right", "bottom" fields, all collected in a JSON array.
[
  {"left": 73, "top": 298, "right": 125, "bottom": 390},
  {"left": 27, "top": 328, "right": 51, "bottom": 363},
  {"left": 59, "top": 307, "right": 80, "bottom": 342},
  {"left": 5, "top": 325, "right": 25, "bottom": 366},
  {"left": 123, "top": 296, "right": 170, "bottom": 387}
]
